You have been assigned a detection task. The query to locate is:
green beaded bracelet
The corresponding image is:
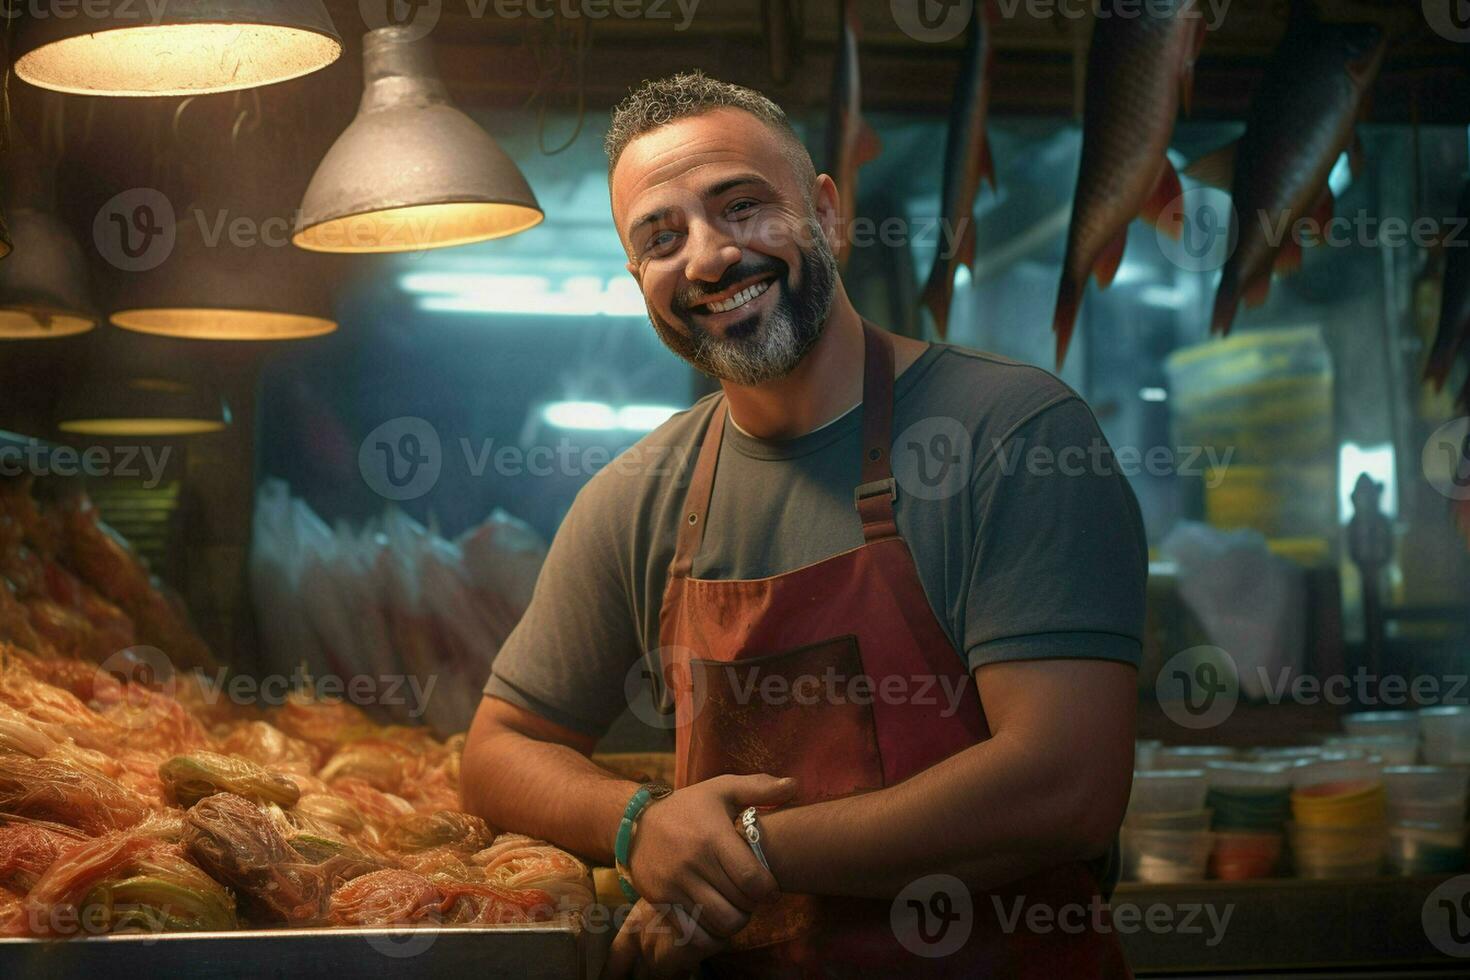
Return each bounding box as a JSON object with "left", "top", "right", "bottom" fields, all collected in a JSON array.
[
  {"left": 614, "top": 786, "right": 652, "bottom": 903},
  {"left": 614, "top": 782, "right": 670, "bottom": 903}
]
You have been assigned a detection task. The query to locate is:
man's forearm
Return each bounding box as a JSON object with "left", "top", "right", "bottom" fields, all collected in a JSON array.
[
  {"left": 461, "top": 708, "right": 638, "bottom": 865},
  {"left": 760, "top": 730, "right": 1117, "bottom": 899}
]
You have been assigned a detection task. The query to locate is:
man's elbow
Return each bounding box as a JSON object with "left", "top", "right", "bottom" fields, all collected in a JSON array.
[{"left": 1055, "top": 772, "right": 1130, "bottom": 862}]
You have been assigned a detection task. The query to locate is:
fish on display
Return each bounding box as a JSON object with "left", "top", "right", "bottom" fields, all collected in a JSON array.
[
  {"left": 1186, "top": 13, "right": 1386, "bottom": 336},
  {"left": 1425, "top": 181, "right": 1470, "bottom": 397},
  {"left": 919, "top": 5, "right": 994, "bottom": 339},
  {"left": 1052, "top": 0, "right": 1208, "bottom": 369},
  {"left": 825, "top": 0, "right": 881, "bottom": 270}
]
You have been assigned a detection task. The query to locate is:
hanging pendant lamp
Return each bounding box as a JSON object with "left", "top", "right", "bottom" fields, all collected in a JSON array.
[
  {"left": 58, "top": 377, "right": 231, "bottom": 437},
  {"left": 56, "top": 330, "right": 231, "bottom": 436},
  {"left": 14, "top": 1, "right": 342, "bottom": 98},
  {"left": 0, "top": 152, "right": 97, "bottom": 339},
  {"left": 109, "top": 207, "right": 338, "bottom": 341},
  {"left": 294, "top": 27, "right": 543, "bottom": 254}
]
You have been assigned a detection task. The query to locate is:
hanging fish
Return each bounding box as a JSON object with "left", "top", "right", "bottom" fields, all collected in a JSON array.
[
  {"left": 1425, "top": 181, "right": 1470, "bottom": 394},
  {"left": 825, "top": 0, "right": 881, "bottom": 269},
  {"left": 1186, "top": 13, "right": 1386, "bottom": 336},
  {"left": 1052, "top": 0, "right": 1207, "bottom": 368},
  {"left": 919, "top": 5, "right": 995, "bottom": 339}
]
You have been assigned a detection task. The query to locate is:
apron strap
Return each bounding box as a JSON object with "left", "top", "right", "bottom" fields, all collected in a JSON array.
[
  {"left": 668, "top": 321, "right": 900, "bottom": 577},
  {"left": 670, "top": 393, "right": 728, "bottom": 579},
  {"left": 856, "top": 323, "right": 899, "bottom": 541}
]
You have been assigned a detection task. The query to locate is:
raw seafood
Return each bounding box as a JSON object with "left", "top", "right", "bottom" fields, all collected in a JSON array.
[
  {"left": 216, "top": 721, "right": 318, "bottom": 775},
  {"left": 0, "top": 756, "right": 150, "bottom": 834},
  {"left": 1054, "top": 0, "right": 1205, "bottom": 366},
  {"left": 383, "top": 810, "right": 495, "bottom": 855},
  {"left": 1187, "top": 14, "right": 1385, "bottom": 335},
  {"left": 0, "top": 475, "right": 587, "bottom": 939},
  {"left": 184, "top": 793, "right": 326, "bottom": 924},
  {"left": 327, "top": 868, "right": 442, "bottom": 926},
  {"left": 825, "top": 0, "right": 881, "bottom": 269},
  {"left": 0, "top": 819, "right": 86, "bottom": 890},
  {"left": 54, "top": 495, "right": 214, "bottom": 670},
  {"left": 80, "top": 849, "right": 237, "bottom": 933},
  {"left": 919, "top": 6, "right": 994, "bottom": 339},
  {"left": 159, "top": 752, "right": 302, "bottom": 809}
]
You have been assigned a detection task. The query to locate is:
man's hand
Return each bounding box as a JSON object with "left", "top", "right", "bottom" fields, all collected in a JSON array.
[
  {"left": 626, "top": 774, "right": 794, "bottom": 940},
  {"left": 601, "top": 899, "right": 727, "bottom": 980}
]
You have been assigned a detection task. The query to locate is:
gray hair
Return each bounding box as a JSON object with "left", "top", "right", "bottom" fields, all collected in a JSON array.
[{"left": 605, "top": 71, "right": 816, "bottom": 197}]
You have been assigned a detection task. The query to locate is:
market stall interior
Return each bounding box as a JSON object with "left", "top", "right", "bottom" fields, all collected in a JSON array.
[{"left": 3, "top": 0, "right": 1470, "bottom": 976}]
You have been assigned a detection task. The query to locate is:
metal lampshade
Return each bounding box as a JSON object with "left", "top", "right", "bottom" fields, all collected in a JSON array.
[
  {"left": 294, "top": 27, "right": 544, "bottom": 254},
  {"left": 58, "top": 377, "right": 231, "bottom": 437},
  {"left": 0, "top": 207, "right": 98, "bottom": 340},
  {"left": 15, "top": 0, "right": 342, "bottom": 97},
  {"left": 110, "top": 206, "right": 337, "bottom": 341}
]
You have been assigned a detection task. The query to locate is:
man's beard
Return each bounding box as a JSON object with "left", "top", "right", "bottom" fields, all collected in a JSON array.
[{"left": 648, "top": 220, "right": 839, "bottom": 386}]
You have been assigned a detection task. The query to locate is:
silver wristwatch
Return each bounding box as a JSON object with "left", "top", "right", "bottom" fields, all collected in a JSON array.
[{"left": 739, "top": 806, "right": 771, "bottom": 872}]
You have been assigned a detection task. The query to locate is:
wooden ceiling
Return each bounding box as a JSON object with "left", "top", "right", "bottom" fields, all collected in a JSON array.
[{"left": 306, "top": 0, "right": 1470, "bottom": 122}]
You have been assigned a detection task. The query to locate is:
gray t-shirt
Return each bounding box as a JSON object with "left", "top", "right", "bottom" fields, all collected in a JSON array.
[{"left": 485, "top": 342, "right": 1148, "bottom": 737}]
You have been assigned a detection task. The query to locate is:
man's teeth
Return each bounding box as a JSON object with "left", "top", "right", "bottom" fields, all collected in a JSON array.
[{"left": 705, "top": 281, "right": 771, "bottom": 314}]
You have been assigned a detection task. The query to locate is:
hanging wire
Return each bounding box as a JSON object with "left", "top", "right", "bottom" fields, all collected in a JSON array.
[
  {"left": 523, "top": 14, "right": 590, "bottom": 156},
  {"left": 2, "top": 3, "right": 13, "bottom": 155},
  {"left": 230, "top": 88, "right": 264, "bottom": 147}
]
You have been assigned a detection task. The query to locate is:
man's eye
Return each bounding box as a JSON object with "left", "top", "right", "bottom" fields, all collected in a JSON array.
[
  {"left": 727, "top": 200, "right": 758, "bottom": 218},
  {"left": 647, "top": 231, "right": 680, "bottom": 255}
]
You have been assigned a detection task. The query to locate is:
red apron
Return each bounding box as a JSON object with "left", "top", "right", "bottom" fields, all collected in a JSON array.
[{"left": 656, "top": 323, "right": 1130, "bottom": 979}]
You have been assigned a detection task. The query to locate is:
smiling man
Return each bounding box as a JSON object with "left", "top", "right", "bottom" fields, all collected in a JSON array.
[{"left": 462, "top": 72, "right": 1146, "bottom": 978}]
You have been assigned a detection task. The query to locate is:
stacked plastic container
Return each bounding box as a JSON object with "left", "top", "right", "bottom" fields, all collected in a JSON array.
[
  {"left": 1343, "top": 711, "right": 1419, "bottom": 740},
  {"left": 1383, "top": 766, "right": 1468, "bottom": 875},
  {"left": 1122, "top": 769, "right": 1212, "bottom": 883},
  {"left": 1288, "top": 755, "right": 1388, "bottom": 878},
  {"left": 1420, "top": 707, "right": 1470, "bottom": 765},
  {"left": 1154, "top": 745, "right": 1237, "bottom": 771},
  {"left": 1203, "top": 761, "right": 1292, "bottom": 879}
]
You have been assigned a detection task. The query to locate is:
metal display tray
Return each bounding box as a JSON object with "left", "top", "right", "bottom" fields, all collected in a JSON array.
[{"left": 0, "top": 918, "right": 604, "bottom": 980}]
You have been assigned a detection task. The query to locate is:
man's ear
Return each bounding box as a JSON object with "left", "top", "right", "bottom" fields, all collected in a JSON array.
[{"left": 812, "top": 174, "right": 843, "bottom": 251}]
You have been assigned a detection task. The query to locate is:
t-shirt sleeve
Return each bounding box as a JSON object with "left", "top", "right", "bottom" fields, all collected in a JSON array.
[
  {"left": 963, "top": 396, "right": 1148, "bottom": 671},
  {"left": 482, "top": 473, "right": 644, "bottom": 738}
]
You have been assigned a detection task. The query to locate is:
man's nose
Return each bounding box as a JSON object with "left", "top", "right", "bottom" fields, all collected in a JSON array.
[{"left": 683, "top": 221, "right": 742, "bottom": 285}]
